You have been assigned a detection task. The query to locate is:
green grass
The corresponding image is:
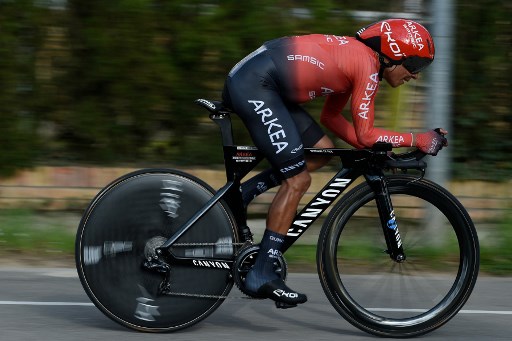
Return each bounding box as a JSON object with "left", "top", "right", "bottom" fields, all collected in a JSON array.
[
  {"left": 284, "top": 245, "right": 318, "bottom": 272},
  {"left": 285, "top": 241, "right": 465, "bottom": 274},
  {"left": 0, "top": 209, "right": 511, "bottom": 275},
  {"left": 480, "top": 210, "right": 512, "bottom": 275},
  {"left": 0, "top": 209, "right": 76, "bottom": 259}
]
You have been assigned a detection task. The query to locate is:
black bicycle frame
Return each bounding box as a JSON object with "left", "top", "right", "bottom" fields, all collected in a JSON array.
[{"left": 155, "top": 111, "right": 406, "bottom": 270}]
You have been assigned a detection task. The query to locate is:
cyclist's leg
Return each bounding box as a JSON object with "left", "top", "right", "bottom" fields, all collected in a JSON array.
[
  {"left": 241, "top": 168, "right": 282, "bottom": 206},
  {"left": 261, "top": 106, "right": 333, "bottom": 232},
  {"left": 240, "top": 103, "right": 333, "bottom": 205},
  {"left": 243, "top": 170, "right": 309, "bottom": 305},
  {"left": 289, "top": 102, "right": 334, "bottom": 170},
  {"left": 307, "top": 135, "right": 335, "bottom": 169},
  {"left": 246, "top": 169, "right": 310, "bottom": 305},
  {"left": 223, "top": 55, "right": 309, "bottom": 305}
]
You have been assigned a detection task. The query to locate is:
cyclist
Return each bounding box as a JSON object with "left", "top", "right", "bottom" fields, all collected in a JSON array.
[{"left": 222, "top": 19, "right": 447, "bottom": 307}]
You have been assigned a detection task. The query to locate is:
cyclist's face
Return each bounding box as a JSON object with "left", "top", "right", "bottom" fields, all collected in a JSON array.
[{"left": 383, "top": 65, "right": 418, "bottom": 88}]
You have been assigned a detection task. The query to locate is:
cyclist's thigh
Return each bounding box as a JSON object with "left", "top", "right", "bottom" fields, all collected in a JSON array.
[
  {"left": 287, "top": 103, "right": 326, "bottom": 148},
  {"left": 224, "top": 56, "right": 305, "bottom": 179}
]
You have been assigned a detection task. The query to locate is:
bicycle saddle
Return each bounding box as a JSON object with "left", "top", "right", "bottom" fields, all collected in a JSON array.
[{"left": 195, "top": 99, "right": 233, "bottom": 115}]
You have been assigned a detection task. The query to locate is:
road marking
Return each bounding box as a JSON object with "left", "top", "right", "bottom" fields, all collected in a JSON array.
[
  {"left": 369, "top": 308, "right": 512, "bottom": 315},
  {"left": 458, "top": 310, "right": 512, "bottom": 315},
  {"left": 0, "top": 301, "right": 93, "bottom": 306},
  {"left": 0, "top": 301, "right": 511, "bottom": 315}
]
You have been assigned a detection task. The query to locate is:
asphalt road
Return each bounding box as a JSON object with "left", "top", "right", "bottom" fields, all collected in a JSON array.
[{"left": 0, "top": 267, "right": 511, "bottom": 341}]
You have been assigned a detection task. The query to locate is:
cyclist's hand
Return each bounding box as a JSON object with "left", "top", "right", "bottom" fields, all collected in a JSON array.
[{"left": 415, "top": 129, "right": 448, "bottom": 155}]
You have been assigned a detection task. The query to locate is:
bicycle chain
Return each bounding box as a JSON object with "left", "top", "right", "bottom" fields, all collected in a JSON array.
[
  {"left": 170, "top": 242, "right": 246, "bottom": 247},
  {"left": 158, "top": 241, "right": 256, "bottom": 300},
  {"left": 162, "top": 291, "right": 255, "bottom": 300}
]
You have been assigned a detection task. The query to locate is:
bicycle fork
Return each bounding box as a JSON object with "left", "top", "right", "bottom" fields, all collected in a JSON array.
[{"left": 365, "top": 173, "right": 406, "bottom": 262}]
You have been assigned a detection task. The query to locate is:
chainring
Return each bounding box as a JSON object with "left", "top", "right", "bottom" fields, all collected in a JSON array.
[
  {"left": 144, "top": 236, "right": 168, "bottom": 259},
  {"left": 232, "top": 244, "right": 288, "bottom": 297}
]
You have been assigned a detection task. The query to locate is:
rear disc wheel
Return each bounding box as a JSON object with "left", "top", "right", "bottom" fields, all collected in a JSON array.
[{"left": 76, "top": 169, "right": 238, "bottom": 332}]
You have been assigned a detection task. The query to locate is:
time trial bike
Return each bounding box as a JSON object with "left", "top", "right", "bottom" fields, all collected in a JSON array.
[{"left": 75, "top": 99, "right": 479, "bottom": 337}]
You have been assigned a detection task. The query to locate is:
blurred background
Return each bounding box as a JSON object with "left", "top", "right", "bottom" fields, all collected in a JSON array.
[{"left": 0, "top": 0, "right": 510, "bottom": 272}]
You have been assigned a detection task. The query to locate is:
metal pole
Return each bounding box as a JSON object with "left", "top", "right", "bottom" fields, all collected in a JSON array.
[
  {"left": 426, "top": 0, "right": 455, "bottom": 187},
  {"left": 424, "top": 0, "right": 456, "bottom": 246}
]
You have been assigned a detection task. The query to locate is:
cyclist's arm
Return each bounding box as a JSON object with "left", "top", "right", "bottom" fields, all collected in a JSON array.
[
  {"left": 349, "top": 72, "right": 413, "bottom": 148},
  {"left": 320, "top": 93, "right": 366, "bottom": 149}
]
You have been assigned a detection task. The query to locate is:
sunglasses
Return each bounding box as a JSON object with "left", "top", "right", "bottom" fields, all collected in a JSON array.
[{"left": 402, "top": 56, "right": 433, "bottom": 74}]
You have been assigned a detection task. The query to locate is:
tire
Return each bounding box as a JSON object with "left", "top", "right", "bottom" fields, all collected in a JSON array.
[
  {"left": 317, "top": 175, "right": 479, "bottom": 337},
  {"left": 76, "top": 169, "right": 238, "bottom": 332}
]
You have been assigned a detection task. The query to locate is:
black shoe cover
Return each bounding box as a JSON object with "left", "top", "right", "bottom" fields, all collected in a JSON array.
[{"left": 255, "top": 279, "right": 307, "bottom": 306}]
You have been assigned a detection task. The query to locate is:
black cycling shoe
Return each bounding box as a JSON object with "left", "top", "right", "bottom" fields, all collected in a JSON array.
[{"left": 255, "top": 279, "right": 307, "bottom": 307}]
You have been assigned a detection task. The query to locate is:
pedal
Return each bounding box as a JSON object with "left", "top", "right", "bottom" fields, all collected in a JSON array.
[{"left": 275, "top": 301, "right": 297, "bottom": 309}]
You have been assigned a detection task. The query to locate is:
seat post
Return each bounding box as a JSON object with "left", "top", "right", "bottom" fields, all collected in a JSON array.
[
  {"left": 195, "top": 99, "right": 235, "bottom": 147},
  {"left": 210, "top": 113, "right": 234, "bottom": 146}
]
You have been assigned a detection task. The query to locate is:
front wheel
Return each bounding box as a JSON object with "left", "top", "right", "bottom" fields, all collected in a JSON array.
[
  {"left": 76, "top": 169, "right": 238, "bottom": 332},
  {"left": 317, "top": 175, "right": 479, "bottom": 337}
]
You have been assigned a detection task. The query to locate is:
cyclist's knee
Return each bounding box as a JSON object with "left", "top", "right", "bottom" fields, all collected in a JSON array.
[
  {"left": 307, "top": 135, "right": 334, "bottom": 171},
  {"left": 314, "top": 135, "right": 335, "bottom": 149},
  {"left": 283, "top": 170, "right": 311, "bottom": 195}
]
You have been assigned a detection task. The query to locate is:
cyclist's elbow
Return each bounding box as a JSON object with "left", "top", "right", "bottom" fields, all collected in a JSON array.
[
  {"left": 356, "top": 135, "right": 375, "bottom": 149},
  {"left": 320, "top": 116, "right": 332, "bottom": 131}
]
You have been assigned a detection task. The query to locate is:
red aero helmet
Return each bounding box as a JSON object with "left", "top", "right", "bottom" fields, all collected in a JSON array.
[{"left": 356, "top": 19, "right": 435, "bottom": 74}]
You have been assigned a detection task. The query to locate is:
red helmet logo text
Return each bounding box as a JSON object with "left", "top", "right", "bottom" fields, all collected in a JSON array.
[{"left": 380, "top": 21, "right": 403, "bottom": 58}]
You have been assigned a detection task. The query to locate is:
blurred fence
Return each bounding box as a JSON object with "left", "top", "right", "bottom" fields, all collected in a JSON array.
[{"left": 0, "top": 167, "right": 510, "bottom": 225}]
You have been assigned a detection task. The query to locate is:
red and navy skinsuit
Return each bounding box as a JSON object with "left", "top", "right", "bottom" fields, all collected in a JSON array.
[{"left": 222, "top": 34, "right": 414, "bottom": 179}]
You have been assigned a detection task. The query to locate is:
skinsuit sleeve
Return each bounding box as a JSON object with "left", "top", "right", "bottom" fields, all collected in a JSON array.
[
  {"left": 320, "top": 44, "right": 414, "bottom": 149},
  {"left": 320, "top": 93, "right": 366, "bottom": 149}
]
